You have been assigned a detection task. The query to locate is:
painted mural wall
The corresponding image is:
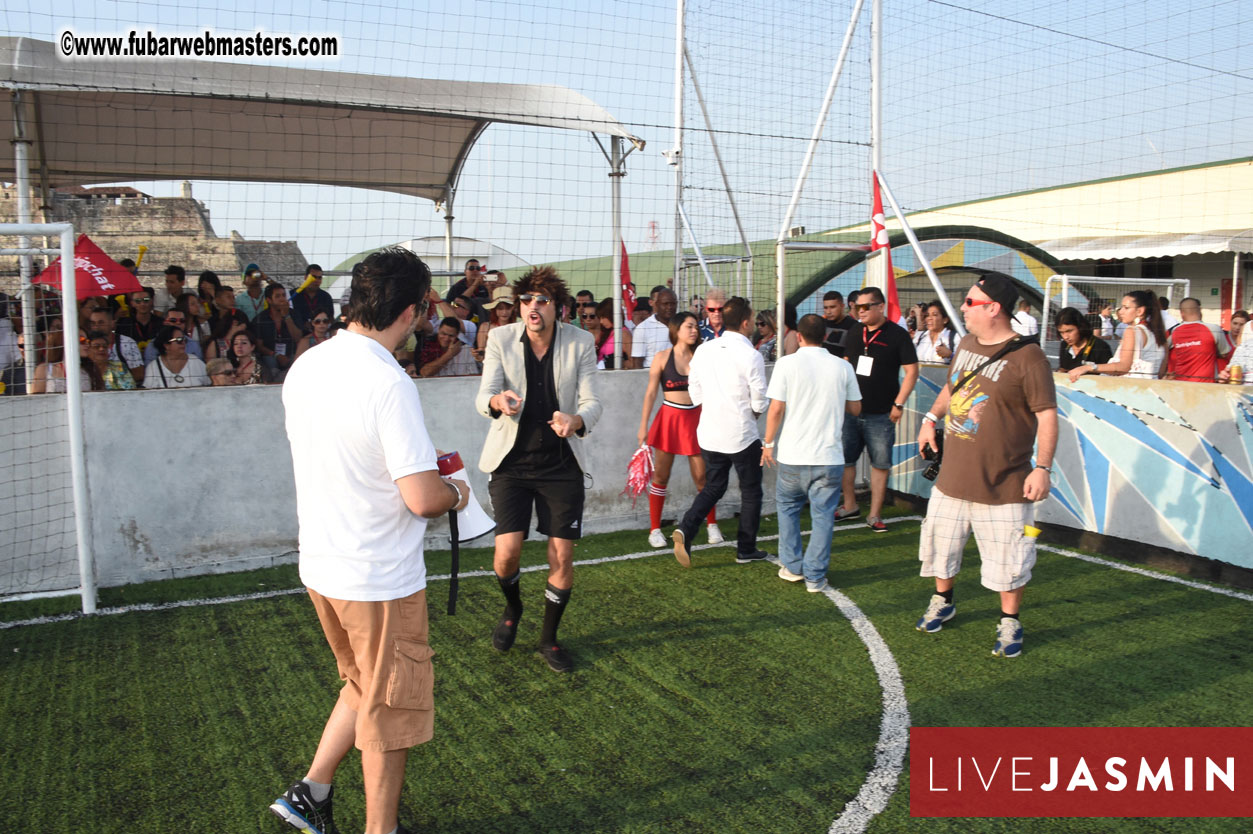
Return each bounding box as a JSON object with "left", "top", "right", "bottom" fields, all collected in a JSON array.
[{"left": 893, "top": 365, "right": 1253, "bottom": 571}]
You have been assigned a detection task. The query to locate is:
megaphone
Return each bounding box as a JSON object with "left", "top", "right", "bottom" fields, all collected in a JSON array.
[{"left": 436, "top": 451, "right": 495, "bottom": 543}]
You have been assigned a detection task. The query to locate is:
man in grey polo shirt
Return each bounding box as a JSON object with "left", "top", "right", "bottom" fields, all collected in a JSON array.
[{"left": 276, "top": 247, "right": 468, "bottom": 834}]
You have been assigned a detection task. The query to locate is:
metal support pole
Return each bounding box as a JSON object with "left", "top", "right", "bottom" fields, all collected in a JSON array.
[
  {"left": 1234, "top": 253, "right": 1241, "bottom": 323},
  {"left": 871, "top": 0, "right": 882, "bottom": 176},
  {"left": 876, "top": 171, "right": 965, "bottom": 337},
  {"left": 57, "top": 225, "right": 95, "bottom": 614},
  {"left": 774, "top": 0, "right": 865, "bottom": 322},
  {"left": 684, "top": 46, "right": 753, "bottom": 296},
  {"left": 670, "top": 0, "right": 686, "bottom": 298},
  {"left": 12, "top": 92, "right": 38, "bottom": 385},
  {"left": 610, "top": 136, "right": 626, "bottom": 369}
]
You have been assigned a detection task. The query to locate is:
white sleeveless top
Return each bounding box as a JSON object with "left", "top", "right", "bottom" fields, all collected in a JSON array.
[{"left": 1125, "top": 324, "right": 1164, "bottom": 379}]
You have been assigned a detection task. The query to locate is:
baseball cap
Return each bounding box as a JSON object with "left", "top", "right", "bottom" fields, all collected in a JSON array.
[{"left": 976, "top": 272, "right": 1018, "bottom": 315}]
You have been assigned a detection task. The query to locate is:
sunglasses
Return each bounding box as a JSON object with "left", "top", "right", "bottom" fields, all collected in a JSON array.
[
  {"left": 312, "top": 317, "right": 330, "bottom": 324},
  {"left": 467, "top": 265, "right": 481, "bottom": 272},
  {"left": 964, "top": 297, "right": 996, "bottom": 308},
  {"left": 518, "top": 294, "right": 553, "bottom": 306},
  {"left": 853, "top": 302, "right": 883, "bottom": 312},
  {"left": 579, "top": 313, "right": 597, "bottom": 320},
  {"left": 451, "top": 302, "right": 469, "bottom": 310},
  {"left": 756, "top": 320, "right": 767, "bottom": 326},
  {"left": 705, "top": 306, "right": 723, "bottom": 313},
  {"left": 135, "top": 297, "right": 152, "bottom": 303},
  {"left": 165, "top": 317, "right": 187, "bottom": 325},
  {"left": 168, "top": 337, "right": 187, "bottom": 344}
]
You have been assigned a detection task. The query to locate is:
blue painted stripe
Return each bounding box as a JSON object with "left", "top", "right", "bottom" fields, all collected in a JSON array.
[
  {"left": 1076, "top": 429, "right": 1109, "bottom": 534},
  {"left": 1064, "top": 389, "right": 1217, "bottom": 487},
  {"left": 1200, "top": 437, "right": 1253, "bottom": 535}
]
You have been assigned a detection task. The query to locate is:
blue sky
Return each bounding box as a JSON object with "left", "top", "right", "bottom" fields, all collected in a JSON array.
[{"left": 3, "top": 0, "right": 1249, "bottom": 275}]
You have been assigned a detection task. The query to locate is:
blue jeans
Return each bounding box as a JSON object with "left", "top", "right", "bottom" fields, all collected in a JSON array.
[
  {"left": 776, "top": 463, "right": 844, "bottom": 583},
  {"left": 842, "top": 412, "right": 895, "bottom": 470}
]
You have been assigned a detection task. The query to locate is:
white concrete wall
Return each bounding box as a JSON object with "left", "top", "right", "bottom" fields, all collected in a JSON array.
[{"left": 62, "top": 369, "right": 775, "bottom": 588}]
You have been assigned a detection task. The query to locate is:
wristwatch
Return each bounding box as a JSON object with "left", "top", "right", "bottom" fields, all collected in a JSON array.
[
  {"left": 762, "top": 441, "right": 775, "bottom": 449},
  {"left": 893, "top": 402, "right": 905, "bottom": 409}
]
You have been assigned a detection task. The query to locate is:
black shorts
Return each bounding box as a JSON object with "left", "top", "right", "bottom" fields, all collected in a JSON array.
[{"left": 488, "top": 460, "right": 585, "bottom": 540}]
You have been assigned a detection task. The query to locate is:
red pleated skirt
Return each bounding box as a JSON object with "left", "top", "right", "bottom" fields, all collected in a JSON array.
[{"left": 647, "top": 400, "right": 702, "bottom": 456}]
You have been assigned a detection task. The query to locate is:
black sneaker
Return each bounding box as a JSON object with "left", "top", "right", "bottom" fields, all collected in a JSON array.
[
  {"left": 492, "top": 613, "right": 519, "bottom": 652},
  {"left": 270, "top": 781, "right": 338, "bottom": 834},
  {"left": 539, "top": 643, "right": 574, "bottom": 673},
  {"left": 735, "top": 549, "right": 770, "bottom": 564}
]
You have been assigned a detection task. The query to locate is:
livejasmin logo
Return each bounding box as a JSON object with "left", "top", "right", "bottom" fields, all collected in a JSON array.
[{"left": 910, "top": 727, "right": 1253, "bottom": 818}]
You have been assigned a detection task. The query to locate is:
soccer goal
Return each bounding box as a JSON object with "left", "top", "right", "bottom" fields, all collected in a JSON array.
[
  {"left": 0, "top": 223, "right": 97, "bottom": 613},
  {"left": 1041, "top": 275, "right": 1191, "bottom": 364}
]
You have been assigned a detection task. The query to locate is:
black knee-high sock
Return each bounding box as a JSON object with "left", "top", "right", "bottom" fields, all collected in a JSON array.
[
  {"left": 496, "top": 569, "right": 522, "bottom": 621},
  {"left": 540, "top": 583, "right": 571, "bottom": 647}
]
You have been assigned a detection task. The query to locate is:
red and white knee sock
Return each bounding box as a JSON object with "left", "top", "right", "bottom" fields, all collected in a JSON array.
[{"left": 648, "top": 482, "right": 666, "bottom": 530}]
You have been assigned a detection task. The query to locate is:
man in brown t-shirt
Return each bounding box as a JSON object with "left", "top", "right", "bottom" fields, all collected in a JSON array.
[{"left": 913, "top": 273, "right": 1057, "bottom": 659}]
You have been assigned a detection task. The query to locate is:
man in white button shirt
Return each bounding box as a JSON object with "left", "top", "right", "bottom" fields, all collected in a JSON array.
[
  {"left": 761, "top": 314, "right": 862, "bottom": 592},
  {"left": 277, "top": 247, "right": 469, "bottom": 834},
  {"left": 672, "top": 295, "right": 770, "bottom": 567}
]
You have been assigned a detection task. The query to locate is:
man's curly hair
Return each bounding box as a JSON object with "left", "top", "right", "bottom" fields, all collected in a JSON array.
[{"left": 511, "top": 265, "right": 570, "bottom": 312}]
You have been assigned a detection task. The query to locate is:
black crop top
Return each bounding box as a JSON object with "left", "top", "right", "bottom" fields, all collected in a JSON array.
[{"left": 660, "top": 349, "right": 689, "bottom": 392}]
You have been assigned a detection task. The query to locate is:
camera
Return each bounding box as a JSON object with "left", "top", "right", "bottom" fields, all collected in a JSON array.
[{"left": 921, "top": 431, "right": 943, "bottom": 481}]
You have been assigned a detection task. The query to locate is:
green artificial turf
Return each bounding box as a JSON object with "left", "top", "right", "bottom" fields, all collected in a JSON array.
[{"left": 1, "top": 510, "right": 1250, "bottom": 834}]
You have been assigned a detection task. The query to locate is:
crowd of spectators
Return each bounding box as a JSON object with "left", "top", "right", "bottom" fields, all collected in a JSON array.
[
  {"left": 0, "top": 260, "right": 347, "bottom": 395},
  {"left": 6, "top": 253, "right": 1250, "bottom": 394}
]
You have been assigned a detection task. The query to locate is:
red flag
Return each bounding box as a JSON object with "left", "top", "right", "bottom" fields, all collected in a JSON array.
[
  {"left": 870, "top": 173, "right": 904, "bottom": 326},
  {"left": 620, "top": 241, "right": 637, "bottom": 318},
  {"left": 33, "top": 234, "right": 145, "bottom": 300}
]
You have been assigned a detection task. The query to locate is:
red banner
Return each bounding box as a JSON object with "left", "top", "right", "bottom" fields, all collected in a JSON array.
[
  {"left": 910, "top": 727, "right": 1253, "bottom": 817},
  {"left": 620, "top": 241, "right": 636, "bottom": 318},
  {"left": 870, "top": 172, "right": 903, "bottom": 326}
]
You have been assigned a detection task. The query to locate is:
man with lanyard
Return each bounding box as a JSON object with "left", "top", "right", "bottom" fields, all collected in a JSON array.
[
  {"left": 257, "top": 283, "right": 304, "bottom": 380},
  {"left": 914, "top": 274, "right": 1057, "bottom": 658},
  {"left": 276, "top": 246, "right": 470, "bottom": 834},
  {"left": 476, "top": 266, "right": 601, "bottom": 674},
  {"left": 672, "top": 296, "right": 770, "bottom": 568},
  {"left": 836, "top": 286, "right": 919, "bottom": 532}
]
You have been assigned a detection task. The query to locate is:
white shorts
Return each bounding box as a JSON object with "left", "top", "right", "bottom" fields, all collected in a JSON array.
[{"left": 918, "top": 487, "right": 1037, "bottom": 592}]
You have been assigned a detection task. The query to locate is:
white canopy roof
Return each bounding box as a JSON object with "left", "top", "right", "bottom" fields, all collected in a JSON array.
[
  {"left": 0, "top": 36, "right": 643, "bottom": 202},
  {"left": 1038, "top": 229, "right": 1253, "bottom": 262}
]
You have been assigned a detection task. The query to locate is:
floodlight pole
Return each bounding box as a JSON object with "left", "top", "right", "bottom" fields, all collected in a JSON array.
[
  {"left": 774, "top": 0, "right": 865, "bottom": 325},
  {"left": 611, "top": 135, "right": 626, "bottom": 369}
]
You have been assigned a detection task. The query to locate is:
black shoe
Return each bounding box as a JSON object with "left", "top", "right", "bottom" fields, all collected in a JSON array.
[
  {"left": 492, "top": 613, "right": 519, "bottom": 652},
  {"left": 539, "top": 643, "right": 574, "bottom": 673},
  {"left": 270, "top": 781, "right": 338, "bottom": 834},
  {"left": 735, "top": 549, "right": 770, "bottom": 564}
]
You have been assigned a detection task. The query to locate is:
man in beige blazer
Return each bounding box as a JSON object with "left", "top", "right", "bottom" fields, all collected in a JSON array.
[{"left": 475, "top": 266, "right": 601, "bottom": 673}]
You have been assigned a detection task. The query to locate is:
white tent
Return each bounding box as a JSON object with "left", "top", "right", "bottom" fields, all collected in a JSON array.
[
  {"left": 1, "top": 36, "right": 643, "bottom": 362},
  {"left": 0, "top": 37, "right": 642, "bottom": 201}
]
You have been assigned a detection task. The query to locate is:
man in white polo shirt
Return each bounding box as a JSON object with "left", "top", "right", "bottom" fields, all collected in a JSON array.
[
  {"left": 628, "top": 288, "right": 678, "bottom": 368},
  {"left": 761, "top": 314, "right": 862, "bottom": 592},
  {"left": 672, "top": 295, "right": 769, "bottom": 567},
  {"left": 276, "top": 247, "right": 469, "bottom": 834}
]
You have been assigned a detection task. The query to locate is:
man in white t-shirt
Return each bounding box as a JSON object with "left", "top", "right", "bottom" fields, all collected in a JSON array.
[
  {"left": 275, "top": 247, "right": 469, "bottom": 834},
  {"left": 762, "top": 314, "right": 862, "bottom": 592},
  {"left": 628, "top": 288, "right": 678, "bottom": 368}
]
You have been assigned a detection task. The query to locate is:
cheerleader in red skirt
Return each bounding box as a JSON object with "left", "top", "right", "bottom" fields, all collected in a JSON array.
[{"left": 636, "top": 311, "right": 723, "bottom": 548}]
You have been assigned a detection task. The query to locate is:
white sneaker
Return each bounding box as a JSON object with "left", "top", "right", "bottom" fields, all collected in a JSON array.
[
  {"left": 778, "top": 566, "right": 805, "bottom": 583},
  {"left": 648, "top": 528, "right": 666, "bottom": 548},
  {"left": 805, "top": 578, "right": 830, "bottom": 593},
  {"left": 706, "top": 522, "right": 725, "bottom": 544}
]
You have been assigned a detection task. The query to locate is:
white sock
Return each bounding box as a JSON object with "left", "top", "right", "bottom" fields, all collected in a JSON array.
[{"left": 302, "top": 777, "right": 331, "bottom": 803}]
